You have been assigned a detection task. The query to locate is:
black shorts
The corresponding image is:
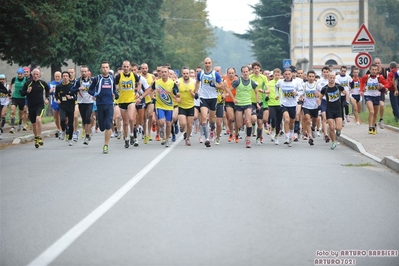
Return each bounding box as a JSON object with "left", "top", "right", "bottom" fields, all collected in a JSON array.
[
  {"left": 12, "top": 98, "right": 26, "bottom": 111},
  {"left": 79, "top": 103, "right": 93, "bottom": 125},
  {"left": 118, "top": 102, "right": 133, "bottom": 110},
  {"left": 216, "top": 103, "right": 224, "bottom": 118},
  {"left": 326, "top": 107, "right": 342, "bottom": 120},
  {"left": 200, "top": 98, "right": 217, "bottom": 111},
  {"left": 251, "top": 103, "right": 257, "bottom": 116},
  {"left": 365, "top": 95, "right": 380, "bottom": 106},
  {"left": 224, "top": 101, "right": 235, "bottom": 111},
  {"left": 321, "top": 99, "right": 327, "bottom": 113},
  {"left": 178, "top": 106, "right": 194, "bottom": 117},
  {"left": 282, "top": 106, "right": 296, "bottom": 119},
  {"left": 235, "top": 105, "right": 251, "bottom": 112},
  {"left": 351, "top": 94, "right": 361, "bottom": 103},
  {"left": 303, "top": 107, "right": 319, "bottom": 118},
  {"left": 28, "top": 105, "right": 45, "bottom": 123},
  {"left": 380, "top": 90, "right": 385, "bottom": 102},
  {"left": 256, "top": 106, "right": 264, "bottom": 120}
]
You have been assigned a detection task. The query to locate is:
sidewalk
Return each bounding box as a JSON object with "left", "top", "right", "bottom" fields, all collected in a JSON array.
[{"left": 337, "top": 117, "right": 399, "bottom": 172}]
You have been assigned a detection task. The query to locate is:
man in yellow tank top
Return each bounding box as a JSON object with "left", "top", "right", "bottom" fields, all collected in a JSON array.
[
  {"left": 142, "top": 66, "right": 179, "bottom": 147},
  {"left": 177, "top": 67, "right": 195, "bottom": 146},
  {"left": 114, "top": 60, "right": 150, "bottom": 148}
]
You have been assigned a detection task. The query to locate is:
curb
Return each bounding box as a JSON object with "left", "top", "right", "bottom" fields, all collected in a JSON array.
[
  {"left": 338, "top": 134, "right": 399, "bottom": 173},
  {"left": 12, "top": 130, "right": 58, "bottom": 144}
]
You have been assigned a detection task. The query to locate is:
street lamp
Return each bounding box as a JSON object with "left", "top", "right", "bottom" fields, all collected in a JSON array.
[{"left": 269, "top": 27, "right": 290, "bottom": 46}]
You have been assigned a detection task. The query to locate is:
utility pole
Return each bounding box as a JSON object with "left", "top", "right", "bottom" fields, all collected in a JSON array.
[
  {"left": 359, "top": 0, "right": 366, "bottom": 111},
  {"left": 309, "top": 0, "right": 313, "bottom": 70}
]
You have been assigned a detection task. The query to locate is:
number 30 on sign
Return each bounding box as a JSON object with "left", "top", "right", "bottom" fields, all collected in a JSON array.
[{"left": 355, "top": 52, "right": 372, "bottom": 69}]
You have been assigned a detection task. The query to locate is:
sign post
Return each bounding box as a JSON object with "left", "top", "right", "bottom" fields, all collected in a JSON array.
[{"left": 351, "top": 23, "right": 375, "bottom": 53}]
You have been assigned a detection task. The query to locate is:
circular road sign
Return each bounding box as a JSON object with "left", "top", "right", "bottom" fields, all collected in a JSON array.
[{"left": 355, "top": 52, "right": 372, "bottom": 69}]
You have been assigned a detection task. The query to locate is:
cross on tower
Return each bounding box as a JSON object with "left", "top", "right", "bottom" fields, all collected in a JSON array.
[{"left": 325, "top": 14, "right": 337, "bottom": 26}]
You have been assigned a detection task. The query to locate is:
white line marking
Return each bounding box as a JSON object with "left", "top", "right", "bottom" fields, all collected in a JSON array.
[{"left": 27, "top": 136, "right": 183, "bottom": 266}]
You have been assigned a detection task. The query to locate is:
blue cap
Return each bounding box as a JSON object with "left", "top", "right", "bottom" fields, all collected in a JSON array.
[
  {"left": 17, "top": 68, "right": 24, "bottom": 74},
  {"left": 0, "top": 74, "right": 5, "bottom": 79}
]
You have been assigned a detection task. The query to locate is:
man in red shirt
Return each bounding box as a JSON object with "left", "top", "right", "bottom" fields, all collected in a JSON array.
[{"left": 387, "top": 62, "right": 399, "bottom": 122}]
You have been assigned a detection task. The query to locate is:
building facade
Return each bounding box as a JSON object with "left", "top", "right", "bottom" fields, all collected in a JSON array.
[{"left": 290, "top": 0, "right": 369, "bottom": 72}]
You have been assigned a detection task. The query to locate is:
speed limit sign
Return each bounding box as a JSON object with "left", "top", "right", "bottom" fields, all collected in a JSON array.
[{"left": 355, "top": 52, "right": 372, "bottom": 69}]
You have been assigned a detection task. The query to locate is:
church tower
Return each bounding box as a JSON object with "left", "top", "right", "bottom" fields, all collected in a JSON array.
[{"left": 290, "top": 0, "right": 369, "bottom": 71}]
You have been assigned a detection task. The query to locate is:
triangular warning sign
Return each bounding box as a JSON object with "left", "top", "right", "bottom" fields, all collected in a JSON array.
[{"left": 352, "top": 23, "right": 375, "bottom": 45}]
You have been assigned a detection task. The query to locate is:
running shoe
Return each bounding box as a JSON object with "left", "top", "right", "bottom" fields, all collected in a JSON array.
[
  {"left": 65, "top": 134, "right": 69, "bottom": 141},
  {"left": 342, "top": 119, "right": 345, "bottom": 127},
  {"left": 9, "top": 127, "right": 15, "bottom": 134},
  {"left": 103, "top": 145, "right": 109, "bottom": 154},
  {"left": 185, "top": 139, "right": 191, "bottom": 146},
  {"left": 117, "top": 132, "right": 122, "bottom": 139},
  {"left": 346, "top": 115, "right": 350, "bottom": 122},
  {"left": 152, "top": 122, "right": 156, "bottom": 132},
  {"left": 205, "top": 139, "right": 211, "bottom": 147},
  {"left": 130, "top": 135, "right": 134, "bottom": 145},
  {"left": 155, "top": 134, "right": 161, "bottom": 141},
  {"left": 22, "top": 125, "right": 27, "bottom": 131},
  {"left": 292, "top": 133, "right": 298, "bottom": 142},
  {"left": 111, "top": 132, "right": 115, "bottom": 138},
  {"left": 379, "top": 119, "right": 385, "bottom": 129},
  {"left": 34, "top": 137, "right": 39, "bottom": 148},
  {"left": 308, "top": 138, "right": 314, "bottom": 146},
  {"left": 324, "top": 135, "right": 330, "bottom": 143},
  {"left": 312, "top": 130, "right": 316, "bottom": 139},
  {"left": 368, "top": 128, "right": 373, "bottom": 134},
  {"left": 356, "top": 121, "right": 360, "bottom": 125},
  {"left": 270, "top": 131, "right": 275, "bottom": 142},
  {"left": 73, "top": 132, "right": 78, "bottom": 142},
  {"left": 228, "top": 134, "right": 233, "bottom": 142},
  {"left": 174, "top": 124, "right": 179, "bottom": 135},
  {"left": 246, "top": 139, "right": 251, "bottom": 148},
  {"left": 143, "top": 135, "right": 149, "bottom": 144},
  {"left": 284, "top": 136, "right": 289, "bottom": 145},
  {"left": 38, "top": 137, "right": 43, "bottom": 146},
  {"left": 215, "top": 138, "right": 220, "bottom": 145},
  {"left": 133, "top": 138, "right": 139, "bottom": 147},
  {"left": 172, "top": 135, "right": 176, "bottom": 142},
  {"left": 183, "top": 132, "right": 187, "bottom": 140},
  {"left": 68, "top": 140, "right": 73, "bottom": 146},
  {"left": 336, "top": 130, "right": 341, "bottom": 137},
  {"left": 55, "top": 130, "right": 59, "bottom": 138},
  {"left": 256, "top": 138, "right": 261, "bottom": 146},
  {"left": 302, "top": 132, "right": 308, "bottom": 140},
  {"left": 288, "top": 137, "right": 293, "bottom": 147},
  {"left": 317, "top": 130, "right": 321, "bottom": 137},
  {"left": 83, "top": 137, "right": 89, "bottom": 145},
  {"left": 199, "top": 136, "right": 203, "bottom": 143},
  {"left": 274, "top": 138, "right": 279, "bottom": 145},
  {"left": 331, "top": 142, "right": 337, "bottom": 150},
  {"left": 165, "top": 139, "right": 170, "bottom": 147},
  {"left": 209, "top": 130, "right": 214, "bottom": 141},
  {"left": 161, "top": 139, "right": 166, "bottom": 145},
  {"left": 17, "top": 124, "right": 22, "bottom": 132},
  {"left": 235, "top": 135, "right": 239, "bottom": 143},
  {"left": 81, "top": 130, "right": 85, "bottom": 138},
  {"left": 372, "top": 127, "right": 377, "bottom": 135}
]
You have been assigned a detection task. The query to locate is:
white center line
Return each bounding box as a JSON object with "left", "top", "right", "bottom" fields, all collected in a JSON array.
[{"left": 27, "top": 136, "right": 183, "bottom": 266}]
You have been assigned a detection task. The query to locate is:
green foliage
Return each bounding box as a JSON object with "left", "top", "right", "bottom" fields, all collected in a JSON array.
[
  {"left": 92, "top": 0, "right": 165, "bottom": 73},
  {"left": 369, "top": 0, "right": 399, "bottom": 63},
  {"left": 0, "top": 0, "right": 75, "bottom": 66},
  {"left": 235, "top": 0, "right": 291, "bottom": 70},
  {"left": 161, "top": 0, "right": 215, "bottom": 70},
  {"left": 209, "top": 27, "right": 255, "bottom": 72}
]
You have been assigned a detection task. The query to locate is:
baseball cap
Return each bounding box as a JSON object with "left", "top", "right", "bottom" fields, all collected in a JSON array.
[
  {"left": 289, "top": 65, "right": 297, "bottom": 72},
  {"left": 23, "top": 67, "right": 30, "bottom": 72},
  {"left": 17, "top": 68, "right": 24, "bottom": 74},
  {"left": 269, "top": 71, "right": 274, "bottom": 76},
  {"left": 0, "top": 74, "right": 6, "bottom": 79}
]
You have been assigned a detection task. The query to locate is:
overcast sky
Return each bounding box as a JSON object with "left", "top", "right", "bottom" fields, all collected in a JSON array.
[{"left": 206, "top": 0, "right": 260, "bottom": 34}]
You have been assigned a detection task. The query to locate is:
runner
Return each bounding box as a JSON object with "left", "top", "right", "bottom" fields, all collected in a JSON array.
[
  {"left": 88, "top": 61, "right": 119, "bottom": 154},
  {"left": 335, "top": 66, "right": 352, "bottom": 125},
  {"left": 268, "top": 68, "right": 282, "bottom": 145},
  {"left": 48, "top": 71, "right": 62, "bottom": 137},
  {"left": 349, "top": 67, "right": 362, "bottom": 124},
  {"left": 9, "top": 68, "right": 28, "bottom": 133},
  {"left": 0, "top": 74, "right": 11, "bottom": 139},
  {"left": 318, "top": 72, "right": 349, "bottom": 150},
  {"left": 223, "top": 68, "right": 238, "bottom": 143},
  {"left": 20, "top": 69, "right": 49, "bottom": 148},
  {"left": 232, "top": 66, "right": 258, "bottom": 148},
  {"left": 177, "top": 67, "right": 195, "bottom": 146},
  {"left": 302, "top": 70, "right": 319, "bottom": 146},
  {"left": 316, "top": 66, "right": 331, "bottom": 143}
]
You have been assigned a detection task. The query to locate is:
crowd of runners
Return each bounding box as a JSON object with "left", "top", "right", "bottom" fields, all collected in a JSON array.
[{"left": 0, "top": 57, "right": 398, "bottom": 153}]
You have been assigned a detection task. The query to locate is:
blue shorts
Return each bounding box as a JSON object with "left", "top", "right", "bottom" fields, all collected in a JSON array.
[
  {"left": 365, "top": 95, "right": 380, "bottom": 106},
  {"left": 52, "top": 103, "right": 59, "bottom": 112},
  {"left": 156, "top": 108, "right": 173, "bottom": 122},
  {"left": 97, "top": 104, "right": 114, "bottom": 131}
]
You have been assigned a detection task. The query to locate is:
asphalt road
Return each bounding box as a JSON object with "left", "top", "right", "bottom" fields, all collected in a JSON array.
[{"left": 1, "top": 132, "right": 398, "bottom": 266}]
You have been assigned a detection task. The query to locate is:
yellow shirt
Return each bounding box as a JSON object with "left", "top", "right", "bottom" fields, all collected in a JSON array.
[
  {"left": 249, "top": 73, "right": 268, "bottom": 103},
  {"left": 117, "top": 72, "right": 137, "bottom": 103},
  {"left": 153, "top": 78, "right": 177, "bottom": 111},
  {"left": 142, "top": 73, "right": 154, "bottom": 104},
  {"left": 177, "top": 78, "right": 195, "bottom": 109}
]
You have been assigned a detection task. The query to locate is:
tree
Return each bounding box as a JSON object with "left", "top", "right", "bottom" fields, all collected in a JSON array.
[
  {"left": 161, "top": 0, "right": 215, "bottom": 70},
  {"left": 369, "top": 0, "right": 399, "bottom": 63},
  {"left": 235, "top": 0, "right": 291, "bottom": 69},
  {"left": 92, "top": 0, "right": 165, "bottom": 73},
  {"left": 0, "top": 0, "right": 74, "bottom": 67}
]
